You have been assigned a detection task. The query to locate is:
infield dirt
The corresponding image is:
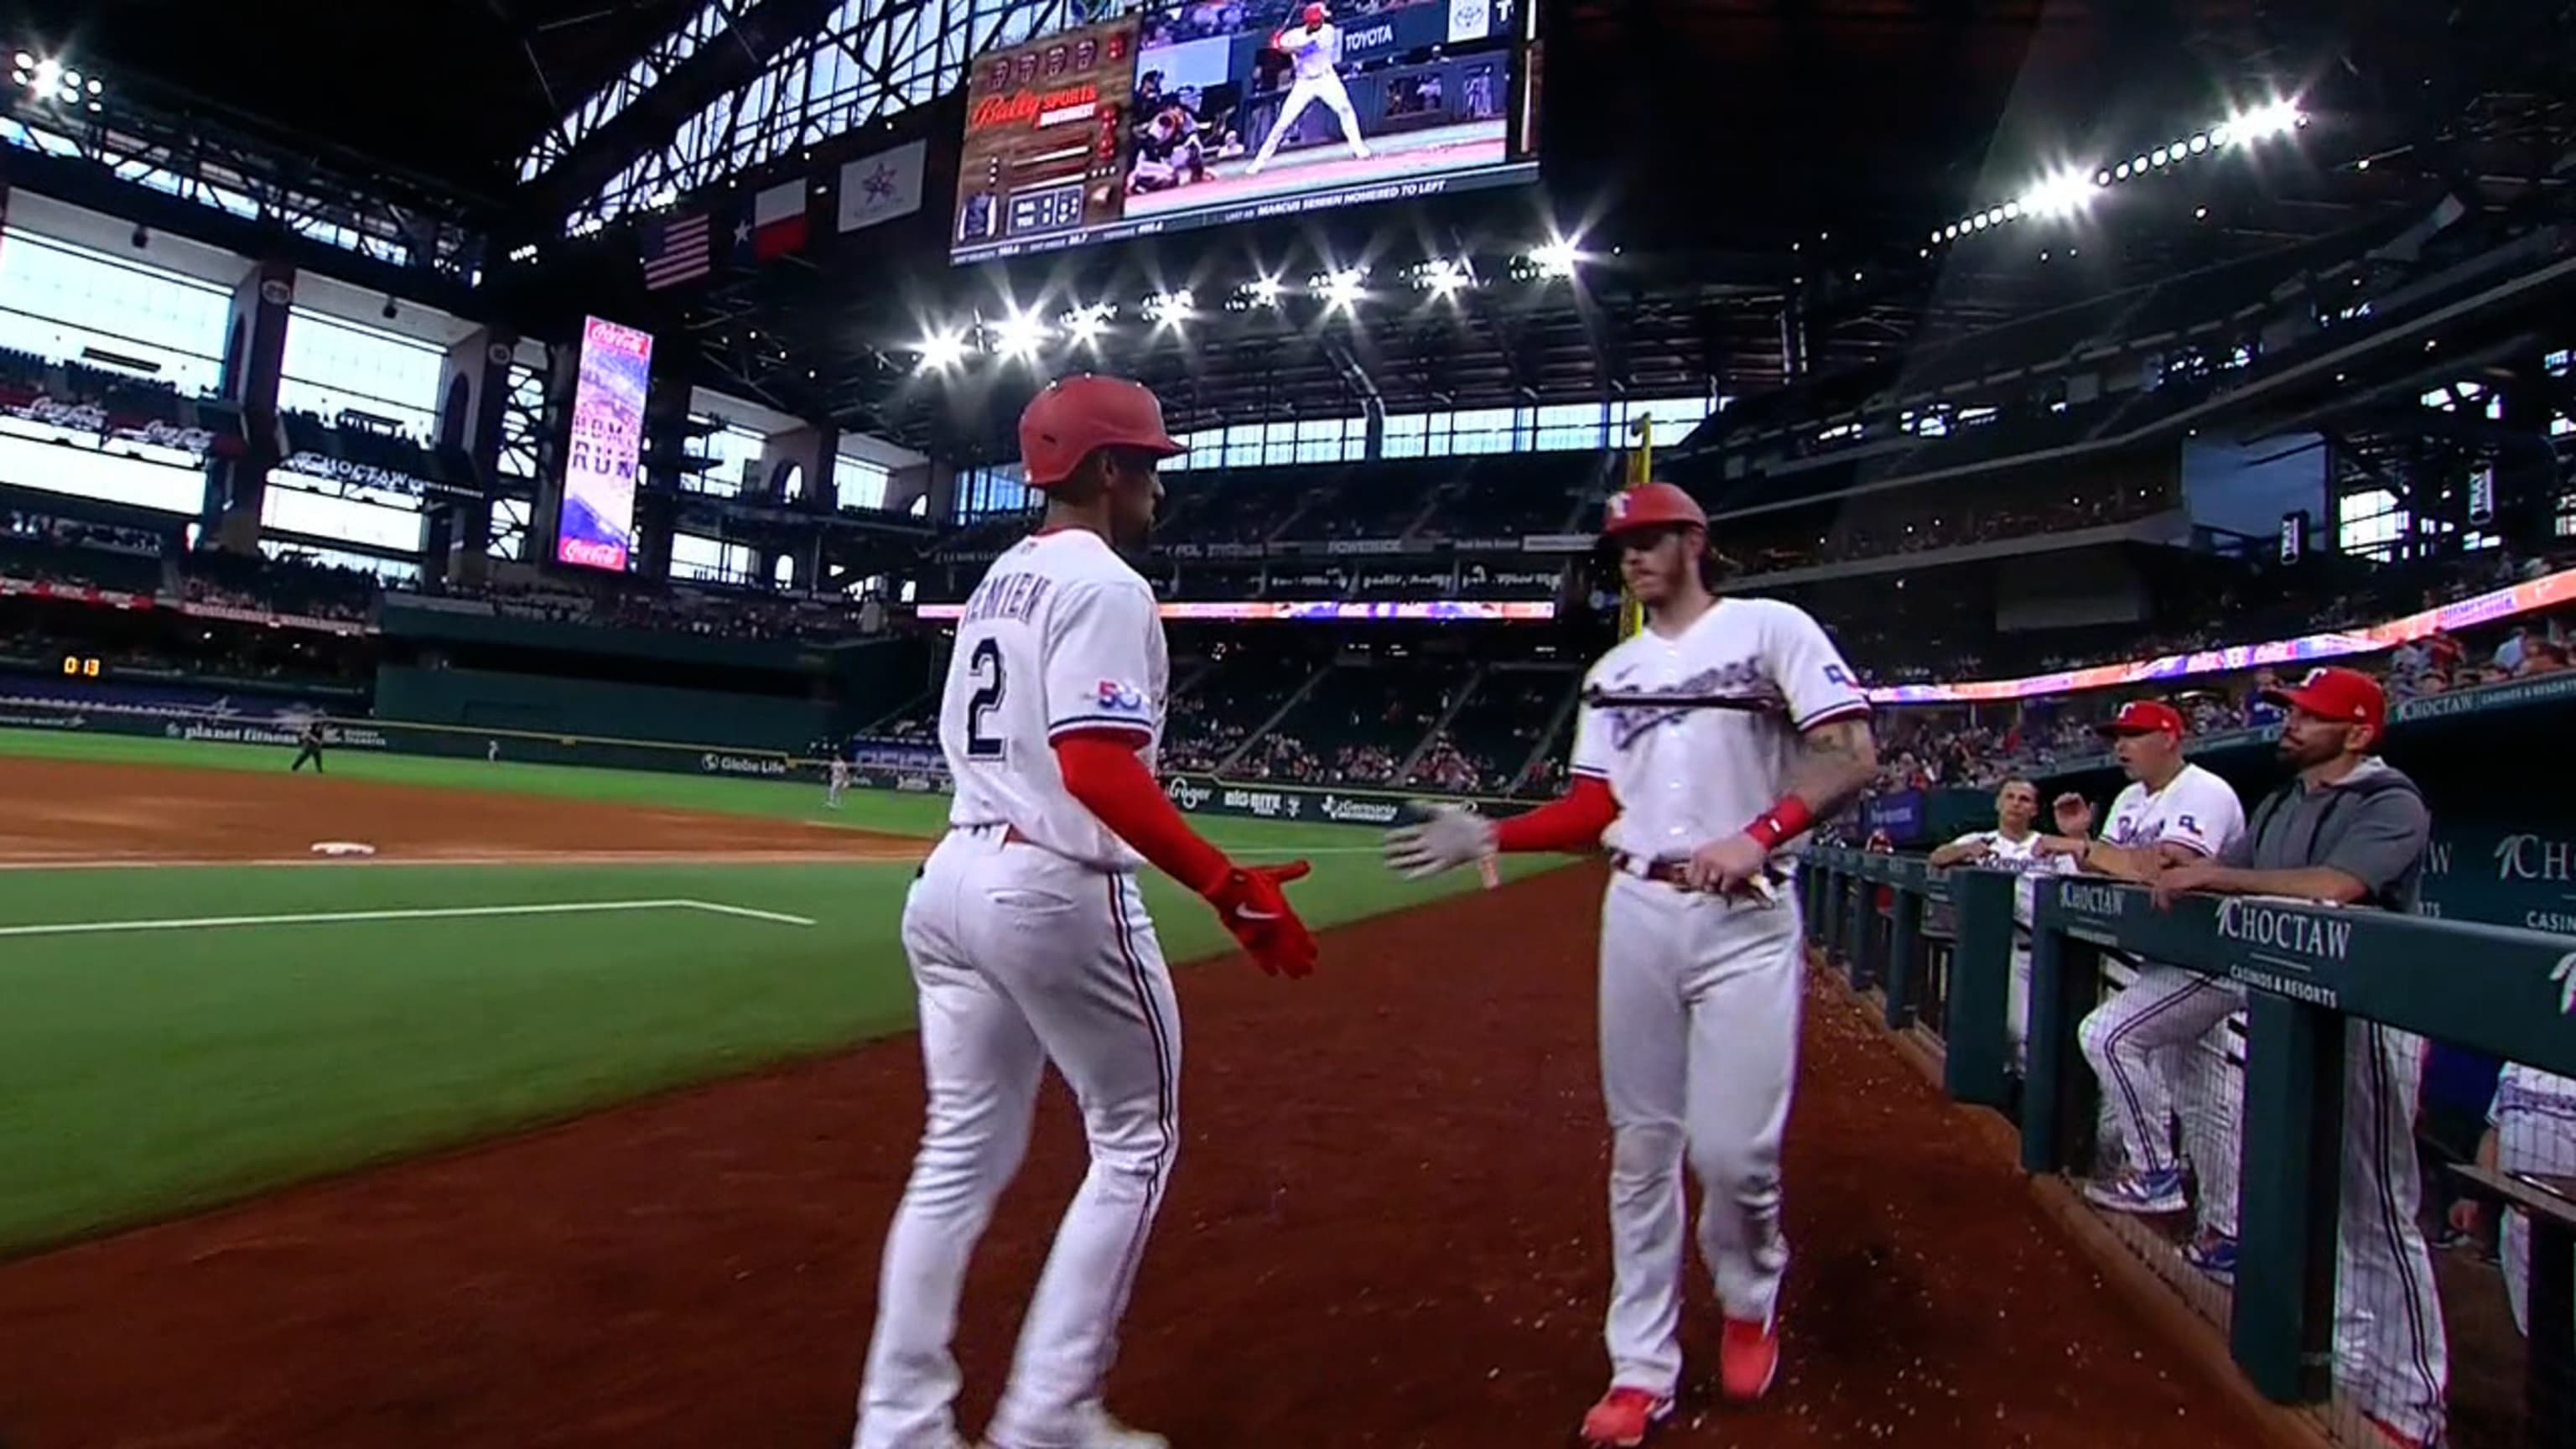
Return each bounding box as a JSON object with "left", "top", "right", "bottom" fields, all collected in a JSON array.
[{"left": 0, "top": 859, "right": 2268, "bottom": 1448}]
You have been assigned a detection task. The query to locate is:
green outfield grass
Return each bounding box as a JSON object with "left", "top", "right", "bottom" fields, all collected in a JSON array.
[{"left": 0, "top": 727, "right": 1560, "bottom": 1257}]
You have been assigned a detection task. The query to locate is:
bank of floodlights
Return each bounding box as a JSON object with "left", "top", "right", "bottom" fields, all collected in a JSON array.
[
  {"left": 1228, "top": 276, "right": 1285, "bottom": 311},
  {"left": 1512, "top": 236, "right": 1582, "bottom": 281},
  {"left": 10, "top": 50, "right": 102, "bottom": 112},
  {"left": 1141, "top": 289, "right": 1196, "bottom": 327},
  {"left": 1308, "top": 267, "right": 1368, "bottom": 313},
  {"left": 1406, "top": 257, "right": 1476, "bottom": 300},
  {"left": 1929, "top": 96, "right": 2308, "bottom": 250},
  {"left": 1059, "top": 302, "right": 1114, "bottom": 349},
  {"left": 911, "top": 325, "right": 968, "bottom": 374}
]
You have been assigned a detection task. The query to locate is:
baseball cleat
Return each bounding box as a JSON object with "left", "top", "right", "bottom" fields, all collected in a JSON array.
[
  {"left": 2083, "top": 1166, "right": 2188, "bottom": 1216},
  {"left": 1719, "top": 1315, "right": 1781, "bottom": 1401},
  {"left": 1578, "top": 1386, "right": 1673, "bottom": 1446},
  {"left": 2181, "top": 1231, "right": 2238, "bottom": 1284}
]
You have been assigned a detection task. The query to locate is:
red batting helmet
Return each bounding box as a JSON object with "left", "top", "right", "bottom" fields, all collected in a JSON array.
[
  {"left": 1018, "top": 374, "right": 1187, "bottom": 488},
  {"left": 1303, "top": 3, "right": 1327, "bottom": 24},
  {"left": 1601, "top": 481, "right": 1708, "bottom": 538}
]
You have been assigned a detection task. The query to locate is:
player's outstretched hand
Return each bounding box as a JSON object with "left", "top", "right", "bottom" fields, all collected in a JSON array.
[
  {"left": 1383, "top": 802, "right": 1495, "bottom": 880},
  {"left": 1206, "top": 860, "right": 1318, "bottom": 978}
]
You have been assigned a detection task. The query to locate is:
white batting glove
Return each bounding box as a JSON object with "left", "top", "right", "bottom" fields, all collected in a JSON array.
[{"left": 1383, "top": 802, "right": 1497, "bottom": 880}]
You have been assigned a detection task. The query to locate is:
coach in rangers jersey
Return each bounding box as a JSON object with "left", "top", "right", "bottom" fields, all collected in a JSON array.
[{"left": 2151, "top": 666, "right": 2447, "bottom": 1449}]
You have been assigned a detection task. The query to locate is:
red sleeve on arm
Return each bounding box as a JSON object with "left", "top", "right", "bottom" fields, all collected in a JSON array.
[
  {"left": 1054, "top": 732, "right": 1233, "bottom": 896},
  {"left": 1491, "top": 775, "right": 1618, "bottom": 854}
]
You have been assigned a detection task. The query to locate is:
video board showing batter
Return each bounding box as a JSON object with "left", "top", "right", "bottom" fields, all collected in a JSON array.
[{"left": 949, "top": 0, "right": 1537, "bottom": 264}]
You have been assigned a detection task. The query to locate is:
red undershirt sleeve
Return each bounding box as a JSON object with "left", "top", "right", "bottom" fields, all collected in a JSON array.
[
  {"left": 1491, "top": 775, "right": 1618, "bottom": 854},
  {"left": 1054, "top": 731, "right": 1233, "bottom": 896}
]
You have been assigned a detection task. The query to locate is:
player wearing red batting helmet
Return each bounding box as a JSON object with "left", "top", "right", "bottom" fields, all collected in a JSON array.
[{"left": 1017, "top": 372, "right": 1187, "bottom": 549}]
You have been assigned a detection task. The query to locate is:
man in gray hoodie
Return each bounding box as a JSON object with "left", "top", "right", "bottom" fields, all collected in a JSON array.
[{"left": 2153, "top": 665, "right": 2446, "bottom": 1449}]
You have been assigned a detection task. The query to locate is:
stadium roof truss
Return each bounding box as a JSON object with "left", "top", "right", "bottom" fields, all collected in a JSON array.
[{"left": 515, "top": 0, "right": 1082, "bottom": 236}]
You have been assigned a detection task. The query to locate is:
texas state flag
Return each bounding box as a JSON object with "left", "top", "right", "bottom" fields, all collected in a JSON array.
[{"left": 748, "top": 179, "right": 809, "bottom": 260}]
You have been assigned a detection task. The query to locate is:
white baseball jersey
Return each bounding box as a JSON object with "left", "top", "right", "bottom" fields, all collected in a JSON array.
[
  {"left": 1570, "top": 597, "right": 1869, "bottom": 861},
  {"left": 940, "top": 529, "right": 1167, "bottom": 871},
  {"left": 1281, "top": 23, "right": 1340, "bottom": 80},
  {"left": 2101, "top": 761, "right": 2246, "bottom": 860},
  {"left": 1944, "top": 828, "right": 2075, "bottom": 926}
]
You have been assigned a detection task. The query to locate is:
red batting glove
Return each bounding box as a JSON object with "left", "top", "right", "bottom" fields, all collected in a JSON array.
[{"left": 1204, "top": 860, "right": 1318, "bottom": 978}]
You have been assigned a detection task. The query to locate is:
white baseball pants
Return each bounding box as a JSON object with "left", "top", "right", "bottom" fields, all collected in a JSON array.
[
  {"left": 2333, "top": 1023, "right": 2447, "bottom": 1446},
  {"left": 1597, "top": 873, "right": 1804, "bottom": 1398},
  {"left": 854, "top": 827, "right": 1181, "bottom": 1449},
  {"left": 2079, "top": 963, "right": 2245, "bottom": 1237},
  {"left": 1251, "top": 75, "right": 1368, "bottom": 168}
]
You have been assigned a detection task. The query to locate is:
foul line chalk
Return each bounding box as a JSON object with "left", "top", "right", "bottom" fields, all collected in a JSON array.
[{"left": 0, "top": 898, "right": 817, "bottom": 940}]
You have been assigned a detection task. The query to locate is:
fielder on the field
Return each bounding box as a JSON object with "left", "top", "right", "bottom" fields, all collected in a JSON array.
[
  {"left": 2150, "top": 667, "right": 2446, "bottom": 1447},
  {"left": 1246, "top": 3, "right": 1372, "bottom": 175},
  {"left": 1384, "top": 482, "right": 1882, "bottom": 1448},
  {"left": 849, "top": 375, "right": 1318, "bottom": 1449},
  {"left": 827, "top": 754, "right": 854, "bottom": 810},
  {"left": 290, "top": 716, "right": 328, "bottom": 774},
  {"left": 2034, "top": 699, "right": 2246, "bottom": 1271}
]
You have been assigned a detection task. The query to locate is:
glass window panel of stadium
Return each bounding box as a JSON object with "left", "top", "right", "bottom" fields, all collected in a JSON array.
[
  {"left": 267, "top": 310, "right": 446, "bottom": 571},
  {"left": 0, "top": 228, "right": 229, "bottom": 515}
]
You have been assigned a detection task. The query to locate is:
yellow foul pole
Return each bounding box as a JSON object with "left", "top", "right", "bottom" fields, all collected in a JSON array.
[{"left": 1617, "top": 416, "right": 1653, "bottom": 641}]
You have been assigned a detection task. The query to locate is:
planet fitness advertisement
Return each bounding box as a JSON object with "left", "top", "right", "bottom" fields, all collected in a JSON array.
[{"left": 555, "top": 315, "right": 653, "bottom": 572}]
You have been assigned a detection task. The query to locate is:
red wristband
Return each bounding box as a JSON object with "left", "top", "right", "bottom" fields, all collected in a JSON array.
[{"left": 1743, "top": 795, "right": 1815, "bottom": 851}]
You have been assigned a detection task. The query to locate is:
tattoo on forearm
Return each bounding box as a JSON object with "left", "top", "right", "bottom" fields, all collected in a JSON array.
[{"left": 1792, "top": 718, "right": 1879, "bottom": 818}]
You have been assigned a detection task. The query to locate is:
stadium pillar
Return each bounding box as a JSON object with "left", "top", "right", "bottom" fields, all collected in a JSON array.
[
  {"left": 1778, "top": 296, "right": 1808, "bottom": 382},
  {"left": 886, "top": 459, "right": 953, "bottom": 521},
  {"left": 431, "top": 329, "right": 517, "bottom": 587},
  {"left": 202, "top": 257, "right": 295, "bottom": 555},
  {"left": 759, "top": 423, "right": 838, "bottom": 510}
]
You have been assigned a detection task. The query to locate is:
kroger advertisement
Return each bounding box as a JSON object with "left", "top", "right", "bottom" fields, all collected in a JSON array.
[
  {"left": 554, "top": 316, "right": 653, "bottom": 573},
  {"left": 951, "top": 0, "right": 1536, "bottom": 262}
]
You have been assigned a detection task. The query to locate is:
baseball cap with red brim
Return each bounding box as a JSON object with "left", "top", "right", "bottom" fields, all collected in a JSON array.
[
  {"left": 2260, "top": 666, "right": 2386, "bottom": 735},
  {"left": 2093, "top": 699, "right": 2184, "bottom": 738}
]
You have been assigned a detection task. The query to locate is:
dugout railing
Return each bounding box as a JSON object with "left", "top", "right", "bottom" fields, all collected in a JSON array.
[{"left": 1802, "top": 847, "right": 2576, "bottom": 1449}]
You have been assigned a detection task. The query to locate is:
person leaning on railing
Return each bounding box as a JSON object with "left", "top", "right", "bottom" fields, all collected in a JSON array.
[{"left": 2148, "top": 665, "right": 2449, "bottom": 1449}]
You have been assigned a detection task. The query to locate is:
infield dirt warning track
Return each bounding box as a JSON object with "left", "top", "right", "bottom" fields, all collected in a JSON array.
[{"left": 0, "top": 756, "right": 923, "bottom": 867}]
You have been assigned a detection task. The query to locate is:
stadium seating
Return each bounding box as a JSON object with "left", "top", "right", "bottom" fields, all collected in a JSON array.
[{"left": 1407, "top": 666, "right": 1578, "bottom": 796}]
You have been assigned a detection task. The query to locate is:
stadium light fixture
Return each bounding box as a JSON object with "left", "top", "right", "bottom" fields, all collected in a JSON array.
[
  {"left": 1410, "top": 257, "right": 1473, "bottom": 299},
  {"left": 1142, "top": 289, "right": 1196, "bottom": 327},
  {"left": 913, "top": 326, "right": 968, "bottom": 373},
  {"left": 1060, "top": 302, "right": 1114, "bottom": 349},
  {"left": 2018, "top": 169, "right": 2098, "bottom": 219},
  {"left": 1314, "top": 267, "right": 1368, "bottom": 313},
  {"left": 991, "top": 307, "right": 1051, "bottom": 361},
  {"left": 1234, "top": 276, "right": 1285, "bottom": 310},
  {"left": 1526, "top": 236, "right": 1582, "bottom": 279}
]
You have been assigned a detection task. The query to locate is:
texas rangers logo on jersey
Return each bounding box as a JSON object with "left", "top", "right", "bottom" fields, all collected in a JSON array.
[
  {"left": 1096, "top": 678, "right": 1148, "bottom": 714},
  {"left": 1602, "top": 658, "right": 1779, "bottom": 750}
]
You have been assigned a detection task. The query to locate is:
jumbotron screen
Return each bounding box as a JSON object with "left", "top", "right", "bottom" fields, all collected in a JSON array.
[{"left": 949, "top": 0, "right": 1539, "bottom": 263}]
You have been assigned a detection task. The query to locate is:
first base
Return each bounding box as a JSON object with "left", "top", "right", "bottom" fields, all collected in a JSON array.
[{"left": 309, "top": 841, "right": 378, "bottom": 857}]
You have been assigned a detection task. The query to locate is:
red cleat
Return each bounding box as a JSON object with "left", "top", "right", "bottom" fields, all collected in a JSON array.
[
  {"left": 1719, "top": 1315, "right": 1781, "bottom": 1402},
  {"left": 1578, "top": 1385, "right": 1672, "bottom": 1446}
]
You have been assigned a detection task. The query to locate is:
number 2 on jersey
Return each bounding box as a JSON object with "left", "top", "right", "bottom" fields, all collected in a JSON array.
[{"left": 965, "top": 637, "right": 1006, "bottom": 760}]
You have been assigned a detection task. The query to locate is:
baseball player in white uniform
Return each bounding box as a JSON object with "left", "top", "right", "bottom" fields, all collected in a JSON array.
[
  {"left": 2456, "top": 1063, "right": 2576, "bottom": 1339},
  {"left": 1245, "top": 3, "right": 1372, "bottom": 175},
  {"left": 1925, "top": 778, "right": 2080, "bottom": 1070},
  {"left": 828, "top": 753, "right": 854, "bottom": 809},
  {"left": 2035, "top": 700, "right": 2247, "bottom": 1275},
  {"left": 851, "top": 375, "right": 1320, "bottom": 1449},
  {"left": 1383, "top": 481, "right": 1882, "bottom": 1447}
]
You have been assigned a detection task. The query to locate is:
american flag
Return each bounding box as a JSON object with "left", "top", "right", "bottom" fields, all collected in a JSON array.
[{"left": 640, "top": 210, "right": 713, "bottom": 290}]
